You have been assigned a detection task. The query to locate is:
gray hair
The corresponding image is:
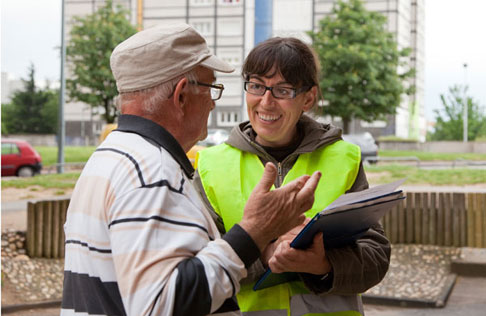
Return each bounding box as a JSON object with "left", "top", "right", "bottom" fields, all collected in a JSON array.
[{"left": 121, "top": 70, "right": 199, "bottom": 114}]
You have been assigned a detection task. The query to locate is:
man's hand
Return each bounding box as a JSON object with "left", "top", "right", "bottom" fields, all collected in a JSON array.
[
  {"left": 268, "top": 233, "right": 332, "bottom": 275},
  {"left": 239, "top": 163, "right": 321, "bottom": 251}
]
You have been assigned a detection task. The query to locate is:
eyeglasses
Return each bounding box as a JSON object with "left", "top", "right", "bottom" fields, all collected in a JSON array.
[
  {"left": 244, "top": 81, "right": 308, "bottom": 99},
  {"left": 189, "top": 81, "right": 225, "bottom": 101}
]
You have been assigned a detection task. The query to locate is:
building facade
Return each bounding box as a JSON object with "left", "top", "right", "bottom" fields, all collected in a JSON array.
[{"left": 64, "top": 0, "right": 425, "bottom": 142}]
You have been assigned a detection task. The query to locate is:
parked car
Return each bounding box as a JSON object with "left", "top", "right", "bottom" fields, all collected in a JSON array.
[
  {"left": 1, "top": 139, "right": 43, "bottom": 177},
  {"left": 342, "top": 132, "right": 378, "bottom": 164}
]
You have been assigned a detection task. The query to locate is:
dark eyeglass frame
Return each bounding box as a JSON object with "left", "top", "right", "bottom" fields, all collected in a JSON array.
[
  {"left": 244, "top": 81, "right": 309, "bottom": 99},
  {"left": 189, "top": 81, "right": 225, "bottom": 100}
]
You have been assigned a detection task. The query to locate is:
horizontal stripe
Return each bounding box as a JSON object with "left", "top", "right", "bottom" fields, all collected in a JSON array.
[
  {"left": 62, "top": 271, "right": 126, "bottom": 316},
  {"left": 173, "top": 257, "right": 211, "bottom": 316},
  {"left": 290, "top": 294, "right": 363, "bottom": 315},
  {"left": 214, "top": 296, "right": 239, "bottom": 314},
  {"left": 66, "top": 239, "right": 112, "bottom": 254},
  {"left": 243, "top": 310, "right": 286, "bottom": 316},
  {"left": 108, "top": 215, "right": 212, "bottom": 239},
  {"left": 96, "top": 147, "right": 145, "bottom": 187},
  {"left": 95, "top": 147, "right": 185, "bottom": 193}
]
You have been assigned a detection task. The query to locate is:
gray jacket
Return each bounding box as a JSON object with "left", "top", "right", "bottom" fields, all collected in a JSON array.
[{"left": 194, "top": 114, "right": 391, "bottom": 295}]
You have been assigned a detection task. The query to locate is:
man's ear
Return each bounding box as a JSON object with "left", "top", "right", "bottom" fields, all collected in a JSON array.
[
  {"left": 173, "top": 77, "right": 189, "bottom": 110},
  {"left": 302, "top": 86, "right": 318, "bottom": 112}
]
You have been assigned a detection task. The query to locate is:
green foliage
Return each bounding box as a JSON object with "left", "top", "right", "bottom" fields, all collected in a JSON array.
[
  {"left": 67, "top": 0, "right": 136, "bottom": 123},
  {"left": 1, "top": 64, "right": 59, "bottom": 135},
  {"left": 429, "top": 85, "right": 486, "bottom": 141},
  {"left": 34, "top": 146, "right": 96, "bottom": 166},
  {"left": 309, "top": 0, "right": 414, "bottom": 133}
]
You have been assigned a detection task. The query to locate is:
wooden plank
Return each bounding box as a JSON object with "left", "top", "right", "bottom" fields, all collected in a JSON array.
[
  {"left": 452, "top": 193, "right": 463, "bottom": 247},
  {"left": 437, "top": 193, "right": 445, "bottom": 246},
  {"left": 414, "top": 192, "right": 422, "bottom": 244},
  {"left": 406, "top": 192, "right": 414, "bottom": 244},
  {"left": 391, "top": 204, "right": 399, "bottom": 244},
  {"left": 482, "top": 194, "right": 486, "bottom": 248},
  {"left": 444, "top": 192, "right": 452, "bottom": 246},
  {"left": 35, "top": 202, "right": 44, "bottom": 257},
  {"left": 43, "top": 201, "right": 53, "bottom": 258},
  {"left": 26, "top": 202, "right": 36, "bottom": 257},
  {"left": 467, "top": 193, "right": 475, "bottom": 247},
  {"left": 421, "top": 192, "right": 429, "bottom": 244},
  {"left": 429, "top": 193, "right": 437, "bottom": 245},
  {"left": 398, "top": 198, "right": 406, "bottom": 243},
  {"left": 473, "top": 193, "right": 484, "bottom": 247},
  {"left": 52, "top": 200, "right": 61, "bottom": 258},
  {"left": 60, "top": 199, "right": 69, "bottom": 258},
  {"left": 458, "top": 193, "right": 467, "bottom": 247}
]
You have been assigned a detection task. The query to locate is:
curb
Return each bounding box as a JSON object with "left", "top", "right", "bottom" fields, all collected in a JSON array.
[
  {"left": 363, "top": 274, "right": 457, "bottom": 308},
  {"left": 1, "top": 300, "right": 61, "bottom": 314},
  {"left": 451, "top": 260, "right": 486, "bottom": 277}
]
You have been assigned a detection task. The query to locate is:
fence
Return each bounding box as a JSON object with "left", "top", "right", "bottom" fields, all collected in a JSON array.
[
  {"left": 382, "top": 192, "right": 486, "bottom": 248},
  {"left": 26, "top": 192, "right": 486, "bottom": 258},
  {"left": 27, "top": 199, "right": 69, "bottom": 258}
]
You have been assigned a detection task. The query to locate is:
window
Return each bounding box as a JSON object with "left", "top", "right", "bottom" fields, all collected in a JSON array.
[
  {"left": 192, "top": 21, "right": 213, "bottom": 35},
  {"left": 191, "top": 0, "right": 213, "bottom": 5},
  {"left": 1, "top": 143, "right": 20, "bottom": 155},
  {"left": 220, "top": 0, "right": 241, "bottom": 4},
  {"left": 217, "top": 111, "right": 240, "bottom": 126}
]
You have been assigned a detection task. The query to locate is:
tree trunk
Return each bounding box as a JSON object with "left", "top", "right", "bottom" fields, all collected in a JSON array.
[{"left": 342, "top": 118, "right": 351, "bottom": 134}]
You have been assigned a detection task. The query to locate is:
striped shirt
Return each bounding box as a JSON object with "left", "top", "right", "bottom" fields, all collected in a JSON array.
[{"left": 61, "top": 114, "right": 260, "bottom": 316}]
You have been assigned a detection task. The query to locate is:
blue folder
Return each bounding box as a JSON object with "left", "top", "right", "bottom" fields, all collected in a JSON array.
[{"left": 253, "top": 179, "right": 405, "bottom": 291}]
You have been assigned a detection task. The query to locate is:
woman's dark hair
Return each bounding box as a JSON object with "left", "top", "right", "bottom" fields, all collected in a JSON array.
[{"left": 242, "top": 37, "right": 319, "bottom": 90}]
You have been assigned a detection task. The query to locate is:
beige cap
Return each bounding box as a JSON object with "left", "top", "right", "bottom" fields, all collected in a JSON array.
[{"left": 110, "top": 23, "right": 235, "bottom": 93}]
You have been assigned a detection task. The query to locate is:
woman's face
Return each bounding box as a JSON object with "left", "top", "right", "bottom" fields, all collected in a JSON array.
[{"left": 246, "top": 72, "right": 316, "bottom": 148}]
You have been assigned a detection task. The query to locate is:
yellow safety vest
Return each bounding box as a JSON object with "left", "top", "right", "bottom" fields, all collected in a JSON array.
[{"left": 197, "top": 141, "right": 363, "bottom": 316}]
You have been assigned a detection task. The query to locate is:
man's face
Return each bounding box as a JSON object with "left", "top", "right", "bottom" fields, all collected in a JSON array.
[{"left": 184, "top": 66, "right": 216, "bottom": 144}]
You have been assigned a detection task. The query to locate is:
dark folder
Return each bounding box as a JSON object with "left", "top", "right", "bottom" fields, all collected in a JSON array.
[{"left": 253, "top": 179, "right": 406, "bottom": 291}]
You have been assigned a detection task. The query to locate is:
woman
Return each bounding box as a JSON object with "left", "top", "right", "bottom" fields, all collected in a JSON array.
[{"left": 195, "top": 37, "right": 390, "bottom": 316}]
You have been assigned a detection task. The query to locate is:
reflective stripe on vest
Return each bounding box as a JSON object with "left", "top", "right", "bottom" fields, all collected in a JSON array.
[{"left": 197, "top": 141, "right": 362, "bottom": 316}]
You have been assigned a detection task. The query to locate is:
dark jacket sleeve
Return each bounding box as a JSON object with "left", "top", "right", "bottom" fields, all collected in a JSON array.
[{"left": 300, "top": 163, "right": 392, "bottom": 294}]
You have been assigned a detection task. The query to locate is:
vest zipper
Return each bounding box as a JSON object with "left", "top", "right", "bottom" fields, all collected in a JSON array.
[{"left": 277, "top": 162, "right": 283, "bottom": 187}]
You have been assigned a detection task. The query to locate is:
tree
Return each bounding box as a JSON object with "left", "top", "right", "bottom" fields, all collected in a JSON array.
[
  {"left": 1, "top": 64, "right": 59, "bottom": 135},
  {"left": 309, "top": 0, "right": 414, "bottom": 133},
  {"left": 429, "top": 85, "right": 486, "bottom": 141},
  {"left": 66, "top": 0, "right": 136, "bottom": 123}
]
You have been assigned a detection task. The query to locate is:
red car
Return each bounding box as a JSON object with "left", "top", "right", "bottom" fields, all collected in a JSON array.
[{"left": 1, "top": 139, "right": 42, "bottom": 177}]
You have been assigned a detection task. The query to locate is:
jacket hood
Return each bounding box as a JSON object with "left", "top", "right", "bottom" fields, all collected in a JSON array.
[{"left": 226, "top": 114, "right": 343, "bottom": 157}]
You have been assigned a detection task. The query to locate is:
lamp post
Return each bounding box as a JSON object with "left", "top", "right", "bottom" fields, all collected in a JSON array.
[
  {"left": 463, "top": 63, "right": 468, "bottom": 143},
  {"left": 57, "top": 0, "right": 66, "bottom": 173}
]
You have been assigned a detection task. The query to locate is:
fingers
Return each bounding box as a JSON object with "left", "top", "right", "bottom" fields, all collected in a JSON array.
[
  {"left": 296, "top": 171, "right": 321, "bottom": 204},
  {"left": 253, "top": 163, "right": 277, "bottom": 193}
]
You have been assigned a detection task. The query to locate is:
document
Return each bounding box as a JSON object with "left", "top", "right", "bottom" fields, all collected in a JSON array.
[{"left": 253, "top": 179, "right": 406, "bottom": 291}]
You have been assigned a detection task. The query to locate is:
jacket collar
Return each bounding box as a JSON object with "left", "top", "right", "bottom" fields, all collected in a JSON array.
[{"left": 116, "top": 114, "right": 194, "bottom": 179}]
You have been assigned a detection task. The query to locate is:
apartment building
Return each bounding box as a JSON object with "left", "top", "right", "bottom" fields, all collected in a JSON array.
[{"left": 64, "top": 0, "right": 425, "bottom": 141}]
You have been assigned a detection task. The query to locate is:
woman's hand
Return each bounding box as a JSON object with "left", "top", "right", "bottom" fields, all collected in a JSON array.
[{"left": 268, "top": 232, "right": 332, "bottom": 275}]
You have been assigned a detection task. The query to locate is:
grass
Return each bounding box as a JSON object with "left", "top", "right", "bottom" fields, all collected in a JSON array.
[
  {"left": 379, "top": 150, "right": 486, "bottom": 161},
  {"left": 35, "top": 146, "right": 96, "bottom": 166},
  {"left": 365, "top": 164, "right": 486, "bottom": 186},
  {"left": 1, "top": 172, "right": 81, "bottom": 189}
]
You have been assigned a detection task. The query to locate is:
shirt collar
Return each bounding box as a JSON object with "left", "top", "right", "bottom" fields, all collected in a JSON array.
[{"left": 116, "top": 114, "right": 194, "bottom": 179}]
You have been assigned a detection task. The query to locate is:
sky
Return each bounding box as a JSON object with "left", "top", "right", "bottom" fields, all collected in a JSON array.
[{"left": 2, "top": 0, "right": 486, "bottom": 121}]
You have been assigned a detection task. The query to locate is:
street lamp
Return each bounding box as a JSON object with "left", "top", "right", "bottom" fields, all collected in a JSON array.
[
  {"left": 463, "top": 63, "right": 468, "bottom": 143},
  {"left": 57, "top": 0, "right": 66, "bottom": 173}
]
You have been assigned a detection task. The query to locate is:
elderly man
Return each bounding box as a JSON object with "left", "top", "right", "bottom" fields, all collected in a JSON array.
[{"left": 61, "top": 23, "right": 321, "bottom": 316}]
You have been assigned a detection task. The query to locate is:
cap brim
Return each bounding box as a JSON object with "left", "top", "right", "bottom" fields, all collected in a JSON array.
[{"left": 200, "top": 55, "right": 235, "bottom": 73}]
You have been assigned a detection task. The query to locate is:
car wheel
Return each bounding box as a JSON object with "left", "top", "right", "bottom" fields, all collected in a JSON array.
[{"left": 17, "top": 166, "right": 35, "bottom": 177}]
